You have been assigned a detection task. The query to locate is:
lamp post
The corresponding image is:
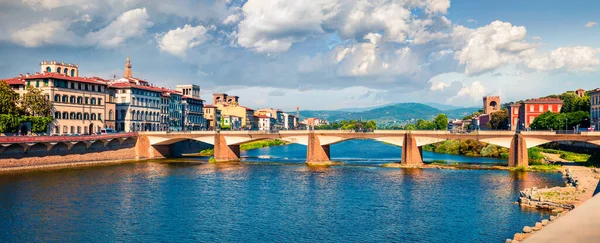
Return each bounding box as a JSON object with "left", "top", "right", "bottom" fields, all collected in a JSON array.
[{"left": 565, "top": 118, "right": 568, "bottom": 132}]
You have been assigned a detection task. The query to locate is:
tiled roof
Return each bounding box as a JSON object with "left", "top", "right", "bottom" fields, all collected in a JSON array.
[
  {"left": 1, "top": 77, "right": 25, "bottom": 85},
  {"left": 108, "top": 81, "right": 165, "bottom": 92},
  {"left": 183, "top": 95, "right": 205, "bottom": 101},
  {"left": 256, "top": 115, "right": 271, "bottom": 119},
  {"left": 240, "top": 106, "right": 254, "bottom": 111},
  {"left": 524, "top": 98, "right": 563, "bottom": 104},
  {"left": 204, "top": 104, "right": 218, "bottom": 108},
  {"left": 23, "top": 72, "right": 107, "bottom": 85}
]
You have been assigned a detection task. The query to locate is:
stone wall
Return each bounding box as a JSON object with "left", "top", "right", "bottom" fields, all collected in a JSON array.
[{"left": 0, "top": 138, "right": 137, "bottom": 170}]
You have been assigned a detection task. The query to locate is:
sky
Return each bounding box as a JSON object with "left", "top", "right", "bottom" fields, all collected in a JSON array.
[{"left": 0, "top": 0, "right": 599, "bottom": 110}]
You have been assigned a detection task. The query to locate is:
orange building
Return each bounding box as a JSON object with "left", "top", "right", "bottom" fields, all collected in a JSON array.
[{"left": 508, "top": 98, "right": 563, "bottom": 130}]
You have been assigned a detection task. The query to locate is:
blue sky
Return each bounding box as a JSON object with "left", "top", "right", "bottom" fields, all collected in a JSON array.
[{"left": 0, "top": 0, "right": 599, "bottom": 110}]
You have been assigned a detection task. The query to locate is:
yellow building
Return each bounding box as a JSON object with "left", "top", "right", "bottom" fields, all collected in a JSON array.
[
  {"left": 11, "top": 61, "right": 116, "bottom": 134},
  {"left": 203, "top": 105, "right": 221, "bottom": 130},
  {"left": 212, "top": 93, "right": 256, "bottom": 130}
]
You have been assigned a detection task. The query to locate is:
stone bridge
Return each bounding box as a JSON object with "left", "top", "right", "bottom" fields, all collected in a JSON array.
[
  {"left": 136, "top": 130, "right": 600, "bottom": 166},
  {"left": 0, "top": 132, "right": 138, "bottom": 153}
]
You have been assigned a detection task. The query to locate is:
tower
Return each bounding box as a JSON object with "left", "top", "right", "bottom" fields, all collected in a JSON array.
[
  {"left": 124, "top": 56, "right": 132, "bottom": 78},
  {"left": 483, "top": 96, "right": 500, "bottom": 114}
]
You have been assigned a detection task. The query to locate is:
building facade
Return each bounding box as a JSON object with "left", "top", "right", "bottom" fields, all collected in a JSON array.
[
  {"left": 590, "top": 89, "right": 600, "bottom": 130},
  {"left": 257, "top": 115, "right": 275, "bottom": 131},
  {"left": 212, "top": 93, "right": 256, "bottom": 130},
  {"left": 203, "top": 105, "right": 221, "bottom": 130},
  {"left": 508, "top": 98, "right": 563, "bottom": 130},
  {"left": 282, "top": 113, "right": 297, "bottom": 130},
  {"left": 4, "top": 61, "right": 115, "bottom": 135}
]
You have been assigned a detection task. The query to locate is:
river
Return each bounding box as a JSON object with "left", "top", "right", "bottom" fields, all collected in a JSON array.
[{"left": 0, "top": 140, "right": 562, "bottom": 242}]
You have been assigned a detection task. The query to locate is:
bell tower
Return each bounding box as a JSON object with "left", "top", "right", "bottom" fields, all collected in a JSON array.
[{"left": 124, "top": 56, "right": 132, "bottom": 78}]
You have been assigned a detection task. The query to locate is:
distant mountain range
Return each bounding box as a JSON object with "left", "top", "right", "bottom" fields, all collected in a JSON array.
[{"left": 293, "top": 103, "right": 479, "bottom": 125}]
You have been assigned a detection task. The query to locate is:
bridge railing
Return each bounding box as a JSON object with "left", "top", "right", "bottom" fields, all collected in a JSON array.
[{"left": 0, "top": 132, "right": 138, "bottom": 144}]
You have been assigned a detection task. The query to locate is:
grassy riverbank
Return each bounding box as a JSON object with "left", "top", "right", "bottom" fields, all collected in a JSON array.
[{"left": 196, "top": 139, "right": 288, "bottom": 156}]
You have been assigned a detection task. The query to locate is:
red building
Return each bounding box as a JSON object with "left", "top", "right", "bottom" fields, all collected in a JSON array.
[{"left": 508, "top": 98, "right": 563, "bottom": 130}]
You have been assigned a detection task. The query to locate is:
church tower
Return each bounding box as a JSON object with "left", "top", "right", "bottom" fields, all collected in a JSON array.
[{"left": 124, "top": 56, "right": 132, "bottom": 78}]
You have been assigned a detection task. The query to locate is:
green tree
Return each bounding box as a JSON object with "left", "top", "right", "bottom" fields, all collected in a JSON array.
[
  {"left": 487, "top": 109, "right": 508, "bottom": 130},
  {"left": 433, "top": 113, "right": 448, "bottom": 130},
  {"left": 0, "top": 80, "right": 21, "bottom": 115},
  {"left": 20, "top": 85, "right": 52, "bottom": 117}
]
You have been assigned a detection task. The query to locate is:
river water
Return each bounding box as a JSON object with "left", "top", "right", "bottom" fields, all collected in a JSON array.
[{"left": 0, "top": 140, "right": 562, "bottom": 242}]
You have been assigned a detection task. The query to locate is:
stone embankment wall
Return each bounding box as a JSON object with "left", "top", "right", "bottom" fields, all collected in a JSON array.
[{"left": 0, "top": 138, "right": 137, "bottom": 170}]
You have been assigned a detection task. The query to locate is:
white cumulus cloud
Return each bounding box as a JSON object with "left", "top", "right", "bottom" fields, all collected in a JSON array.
[
  {"left": 10, "top": 20, "right": 80, "bottom": 47},
  {"left": 85, "top": 8, "right": 153, "bottom": 48},
  {"left": 157, "top": 24, "right": 213, "bottom": 57},
  {"left": 585, "top": 22, "right": 598, "bottom": 28}
]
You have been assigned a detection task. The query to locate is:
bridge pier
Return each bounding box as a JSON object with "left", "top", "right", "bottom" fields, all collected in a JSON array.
[
  {"left": 508, "top": 134, "right": 528, "bottom": 167},
  {"left": 135, "top": 135, "right": 171, "bottom": 159},
  {"left": 402, "top": 133, "right": 423, "bottom": 165},
  {"left": 213, "top": 133, "right": 241, "bottom": 162},
  {"left": 306, "top": 133, "right": 331, "bottom": 164}
]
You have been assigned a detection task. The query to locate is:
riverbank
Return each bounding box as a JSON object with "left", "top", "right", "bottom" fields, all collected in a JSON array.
[
  {"left": 506, "top": 162, "right": 600, "bottom": 242},
  {"left": 190, "top": 139, "right": 288, "bottom": 156}
]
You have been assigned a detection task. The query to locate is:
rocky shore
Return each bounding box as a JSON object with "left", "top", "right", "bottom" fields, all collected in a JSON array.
[{"left": 506, "top": 165, "right": 600, "bottom": 242}]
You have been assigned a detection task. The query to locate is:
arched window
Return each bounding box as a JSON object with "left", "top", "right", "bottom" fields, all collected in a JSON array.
[
  {"left": 109, "top": 110, "right": 113, "bottom": 120},
  {"left": 77, "top": 97, "right": 82, "bottom": 104},
  {"left": 62, "top": 112, "right": 68, "bottom": 119},
  {"left": 77, "top": 113, "right": 82, "bottom": 120},
  {"left": 57, "top": 67, "right": 61, "bottom": 73},
  {"left": 71, "top": 69, "right": 75, "bottom": 77},
  {"left": 64, "top": 68, "right": 69, "bottom": 75},
  {"left": 83, "top": 113, "right": 89, "bottom": 120},
  {"left": 98, "top": 113, "right": 102, "bottom": 121},
  {"left": 70, "top": 96, "right": 75, "bottom": 103},
  {"left": 70, "top": 126, "right": 75, "bottom": 134},
  {"left": 91, "top": 98, "right": 96, "bottom": 105},
  {"left": 62, "top": 95, "right": 68, "bottom": 103},
  {"left": 91, "top": 113, "right": 96, "bottom": 120},
  {"left": 54, "top": 112, "right": 61, "bottom": 119},
  {"left": 54, "top": 94, "right": 60, "bottom": 102},
  {"left": 77, "top": 126, "right": 81, "bottom": 134},
  {"left": 46, "top": 67, "right": 51, "bottom": 72},
  {"left": 55, "top": 126, "right": 60, "bottom": 134}
]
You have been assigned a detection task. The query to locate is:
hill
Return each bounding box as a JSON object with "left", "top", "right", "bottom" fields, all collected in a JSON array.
[{"left": 296, "top": 103, "right": 479, "bottom": 126}]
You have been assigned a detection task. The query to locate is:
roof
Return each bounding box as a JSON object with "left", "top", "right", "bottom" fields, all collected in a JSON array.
[
  {"left": 183, "top": 95, "right": 205, "bottom": 101},
  {"left": 590, "top": 88, "right": 600, "bottom": 94},
  {"left": 204, "top": 104, "right": 218, "bottom": 108},
  {"left": 108, "top": 82, "right": 165, "bottom": 92},
  {"left": 23, "top": 72, "right": 107, "bottom": 85},
  {"left": 524, "top": 98, "right": 563, "bottom": 104},
  {"left": 1, "top": 77, "right": 25, "bottom": 85},
  {"left": 256, "top": 115, "right": 271, "bottom": 119}
]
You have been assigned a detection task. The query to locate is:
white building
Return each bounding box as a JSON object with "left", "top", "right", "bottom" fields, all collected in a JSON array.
[{"left": 257, "top": 115, "right": 275, "bottom": 131}]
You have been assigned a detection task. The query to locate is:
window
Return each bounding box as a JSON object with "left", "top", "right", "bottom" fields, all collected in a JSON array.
[
  {"left": 71, "top": 82, "right": 75, "bottom": 89},
  {"left": 91, "top": 98, "right": 96, "bottom": 105},
  {"left": 91, "top": 113, "right": 96, "bottom": 120},
  {"left": 70, "top": 126, "right": 75, "bottom": 134},
  {"left": 43, "top": 79, "right": 48, "bottom": 86},
  {"left": 85, "top": 97, "right": 89, "bottom": 104},
  {"left": 70, "top": 112, "right": 75, "bottom": 119},
  {"left": 35, "top": 80, "right": 39, "bottom": 87},
  {"left": 54, "top": 94, "right": 60, "bottom": 102},
  {"left": 85, "top": 84, "right": 88, "bottom": 91},
  {"left": 78, "top": 83, "right": 81, "bottom": 90},
  {"left": 70, "top": 96, "right": 75, "bottom": 103},
  {"left": 57, "top": 67, "right": 61, "bottom": 73},
  {"left": 55, "top": 112, "right": 61, "bottom": 119},
  {"left": 77, "top": 97, "right": 82, "bottom": 104},
  {"left": 548, "top": 105, "right": 553, "bottom": 112},
  {"left": 539, "top": 105, "right": 543, "bottom": 112},
  {"left": 92, "top": 85, "right": 95, "bottom": 91},
  {"left": 529, "top": 116, "right": 534, "bottom": 124},
  {"left": 98, "top": 98, "right": 102, "bottom": 105},
  {"left": 529, "top": 105, "right": 534, "bottom": 112},
  {"left": 77, "top": 126, "right": 81, "bottom": 134},
  {"left": 84, "top": 113, "right": 89, "bottom": 120},
  {"left": 62, "top": 126, "right": 67, "bottom": 133},
  {"left": 71, "top": 69, "right": 75, "bottom": 77},
  {"left": 62, "top": 112, "right": 68, "bottom": 119},
  {"left": 46, "top": 67, "right": 51, "bottom": 72}
]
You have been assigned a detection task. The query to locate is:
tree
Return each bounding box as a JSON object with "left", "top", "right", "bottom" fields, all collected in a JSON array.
[
  {"left": 487, "top": 109, "right": 508, "bottom": 130},
  {"left": 20, "top": 85, "right": 52, "bottom": 117},
  {"left": 0, "top": 80, "right": 20, "bottom": 115},
  {"left": 433, "top": 114, "right": 448, "bottom": 130}
]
